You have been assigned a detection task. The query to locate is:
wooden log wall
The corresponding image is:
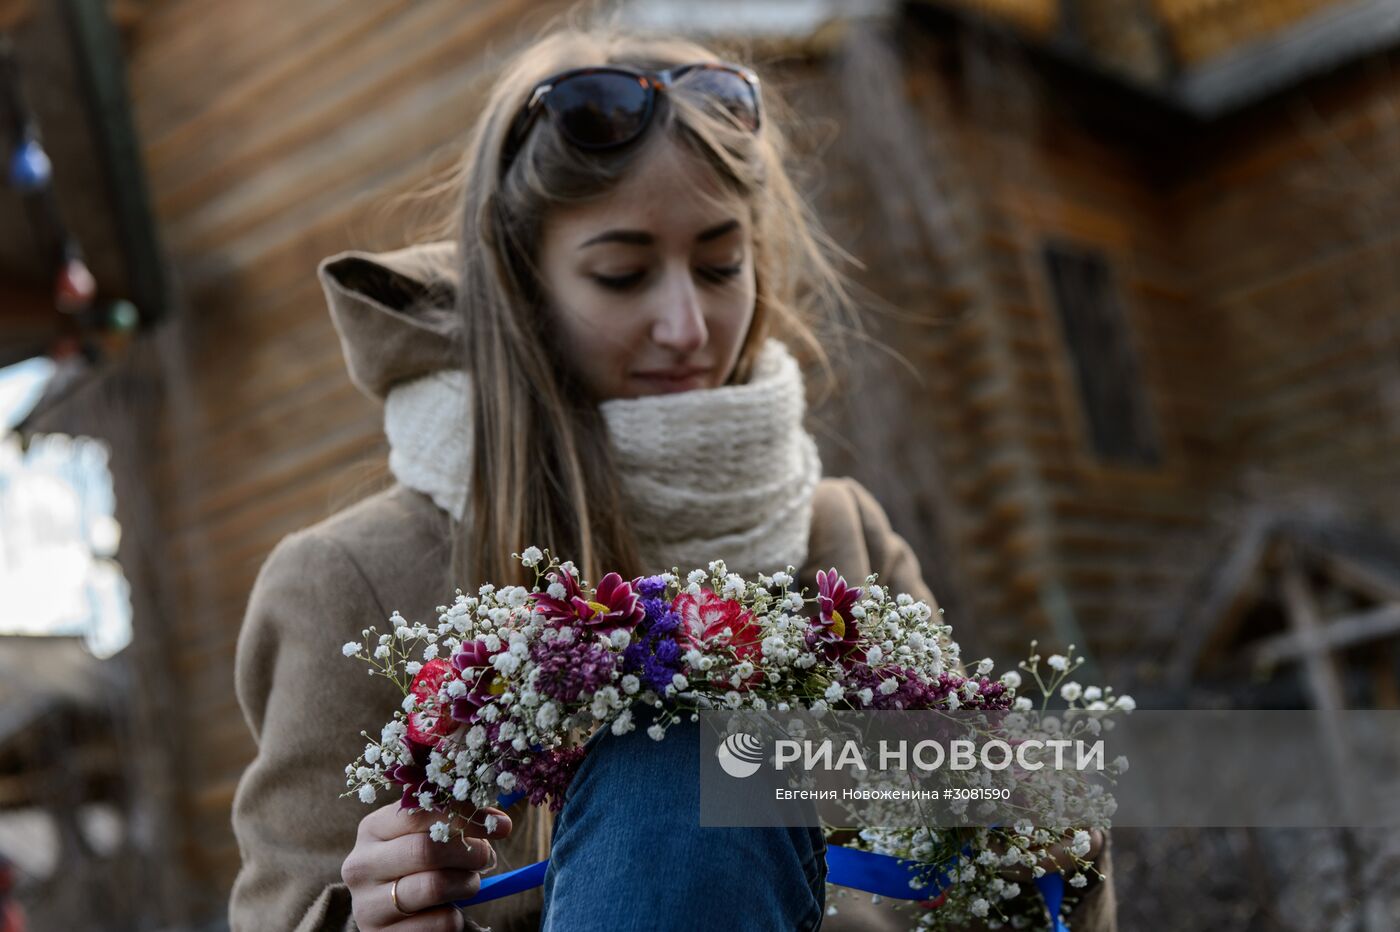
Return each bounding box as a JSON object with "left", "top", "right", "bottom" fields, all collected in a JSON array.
[
  {"left": 123, "top": 0, "right": 574, "bottom": 910},
  {"left": 896, "top": 29, "right": 1229, "bottom": 664},
  {"left": 920, "top": 33, "right": 1226, "bottom": 662},
  {"left": 1180, "top": 55, "right": 1400, "bottom": 516},
  {"left": 883, "top": 28, "right": 1400, "bottom": 669}
]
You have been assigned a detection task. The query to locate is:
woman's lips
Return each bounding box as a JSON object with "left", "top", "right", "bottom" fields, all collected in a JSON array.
[{"left": 631, "top": 368, "right": 712, "bottom": 393}]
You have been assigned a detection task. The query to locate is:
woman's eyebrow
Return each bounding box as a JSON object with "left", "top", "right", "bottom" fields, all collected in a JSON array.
[{"left": 578, "top": 218, "right": 740, "bottom": 250}]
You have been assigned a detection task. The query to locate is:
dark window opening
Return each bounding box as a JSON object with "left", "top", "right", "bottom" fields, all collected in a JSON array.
[{"left": 1042, "top": 240, "right": 1161, "bottom": 467}]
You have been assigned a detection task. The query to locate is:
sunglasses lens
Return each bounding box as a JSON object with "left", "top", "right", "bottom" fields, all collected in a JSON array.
[
  {"left": 547, "top": 72, "right": 652, "bottom": 149},
  {"left": 676, "top": 68, "right": 760, "bottom": 131}
]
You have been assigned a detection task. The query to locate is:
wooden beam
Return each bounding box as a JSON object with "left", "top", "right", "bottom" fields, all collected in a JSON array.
[
  {"left": 1279, "top": 547, "right": 1348, "bottom": 712},
  {"left": 1174, "top": 0, "right": 1400, "bottom": 118},
  {"left": 1251, "top": 603, "right": 1400, "bottom": 669},
  {"left": 58, "top": 0, "right": 167, "bottom": 321},
  {"left": 1166, "top": 507, "right": 1275, "bottom": 687},
  {"left": 1276, "top": 544, "right": 1389, "bottom": 931},
  {"left": 1311, "top": 550, "right": 1400, "bottom": 604}
]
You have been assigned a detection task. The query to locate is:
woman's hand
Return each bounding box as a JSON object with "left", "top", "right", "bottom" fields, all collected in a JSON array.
[
  {"left": 997, "top": 827, "right": 1103, "bottom": 885},
  {"left": 342, "top": 801, "right": 513, "bottom": 931}
]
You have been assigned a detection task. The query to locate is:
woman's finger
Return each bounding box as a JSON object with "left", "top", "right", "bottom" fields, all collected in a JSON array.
[
  {"left": 366, "top": 871, "right": 482, "bottom": 927},
  {"left": 375, "top": 833, "right": 496, "bottom": 879},
  {"left": 387, "top": 904, "right": 469, "bottom": 932}
]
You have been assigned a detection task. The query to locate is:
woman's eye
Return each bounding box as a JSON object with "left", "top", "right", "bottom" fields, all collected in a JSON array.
[
  {"left": 702, "top": 264, "right": 743, "bottom": 284},
  {"left": 590, "top": 264, "right": 741, "bottom": 292},
  {"left": 591, "top": 271, "right": 646, "bottom": 291}
]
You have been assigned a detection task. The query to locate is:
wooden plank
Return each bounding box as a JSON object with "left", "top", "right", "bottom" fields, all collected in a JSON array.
[
  {"left": 164, "top": 428, "right": 386, "bottom": 579},
  {"left": 1252, "top": 602, "right": 1400, "bottom": 669},
  {"left": 1279, "top": 546, "right": 1348, "bottom": 710},
  {"left": 1312, "top": 551, "right": 1400, "bottom": 604},
  {"left": 138, "top": 1, "right": 417, "bottom": 172},
  {"left": 1167, "top": 509, "right": 1274, "bottom": 686},
  {"left": 156, "top": 377, "right": 374, "bottom": 527}
]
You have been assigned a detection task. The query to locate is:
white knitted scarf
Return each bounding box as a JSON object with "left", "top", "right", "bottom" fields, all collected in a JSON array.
[{"left": 384, "top": 338, "right": 822, "bottom": 577}]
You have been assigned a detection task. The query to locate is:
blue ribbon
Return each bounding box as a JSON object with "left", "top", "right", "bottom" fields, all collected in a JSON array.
[
  {"left": 457, "top": 837, "right": 1070, "bottom": 930},
  {"left": 1035, "top": 872, "right": 1070, "bottom": 932},
  {"left": 456, "top": 795, "right": 1071, "bottom": 927}
]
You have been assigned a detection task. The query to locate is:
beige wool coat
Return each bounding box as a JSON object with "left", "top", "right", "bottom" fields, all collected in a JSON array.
[{"left": 227, "top": 243, "right": 1118, "bottom": 932}]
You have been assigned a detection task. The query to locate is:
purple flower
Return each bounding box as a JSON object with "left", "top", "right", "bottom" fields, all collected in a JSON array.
[
  {"left": 533, "top": 639, "right": 618, "bottom": 702},
  {"left": 842, "top": 665, "right": 1012, "bottom": 711},
  {"left": 513, "top": 746, "right": 589, "bottom": 812},
  {"left": 633, "top": 574, "right": 667, "bottom": 598},
  {"left": 622, "top": 597, "right": 687, "bottom": 693}
]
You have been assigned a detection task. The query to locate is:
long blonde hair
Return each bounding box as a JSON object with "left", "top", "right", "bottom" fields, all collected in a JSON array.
[{"left": 433, "top": 14, "right": 862, "bottom": 590}]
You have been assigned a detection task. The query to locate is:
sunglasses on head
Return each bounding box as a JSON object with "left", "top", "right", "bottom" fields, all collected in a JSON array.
[{"left": 500, "top": 61, "right": 762, "bottom": 176}]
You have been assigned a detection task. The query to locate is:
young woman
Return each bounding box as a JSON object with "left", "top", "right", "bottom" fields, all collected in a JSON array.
[{"left": 228, "top": 23, "right": 1116, "bottom": 932}]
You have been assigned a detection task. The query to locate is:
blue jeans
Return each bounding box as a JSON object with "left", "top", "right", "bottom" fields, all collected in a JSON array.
[{"left": 540, "top": 703, "right": 827, "bottom": 931}]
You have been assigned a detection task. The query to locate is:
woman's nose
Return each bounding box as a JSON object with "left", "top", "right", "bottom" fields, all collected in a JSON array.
[{"left": 651, "top": 271, "right": 708, "bottom": 353}]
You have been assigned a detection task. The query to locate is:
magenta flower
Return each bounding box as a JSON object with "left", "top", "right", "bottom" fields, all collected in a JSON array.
[
  {"left": 386, "top": 739, "right": 434, "bottom": 810},
  {"left": 530, "top": 568, "right": 585, "bottom": 624},
  {"left": 569, "top": 572, "right": 645, "bottom": 633},
  {"left": 450, "top": 639, "right": 506, "bottom": 724},
  {"left": 806, "top": 568, "right": 863, "bottom": 661}
]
